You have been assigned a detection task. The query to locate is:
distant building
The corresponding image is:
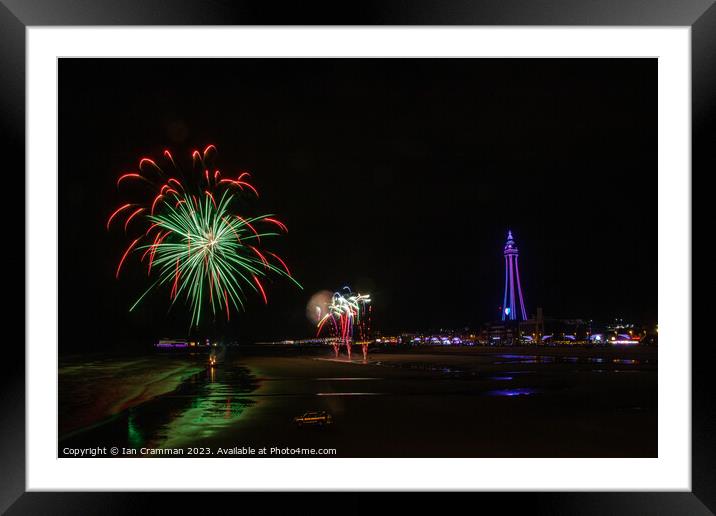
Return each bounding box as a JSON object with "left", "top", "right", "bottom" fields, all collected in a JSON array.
[
  {"left": 154, "top": 338, "right": 212, "bottom": 349},
  {"left": 481, "top": 307, "right": 545, "bottom": 345},
  {"left": 481, "top": 310, "right": 599, "bottom": 345}
]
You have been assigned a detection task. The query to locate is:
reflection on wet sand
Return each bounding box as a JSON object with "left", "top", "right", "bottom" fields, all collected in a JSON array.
[
  {"left": 155, "top": 366, "right": 258, "bottom": 448},
  {"left": 59, "top": 346, "right": 658, "bottom": 458},
  {"left": 60, "top": 361, "right": 259, "bottom": 452}
]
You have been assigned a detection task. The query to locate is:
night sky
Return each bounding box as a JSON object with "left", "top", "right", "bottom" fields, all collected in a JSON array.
[{"left": 59, "top": 58, "right": 656, "bottom": 350}]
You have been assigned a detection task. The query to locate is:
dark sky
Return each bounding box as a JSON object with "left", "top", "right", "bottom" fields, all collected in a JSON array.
[{"left": 59, "top": 58, "right": 656, "bottom": 349}]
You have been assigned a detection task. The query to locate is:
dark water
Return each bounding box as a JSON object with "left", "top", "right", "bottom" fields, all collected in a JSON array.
[{"left": 60, "top": 362, "right": 259, "bottom": 455}]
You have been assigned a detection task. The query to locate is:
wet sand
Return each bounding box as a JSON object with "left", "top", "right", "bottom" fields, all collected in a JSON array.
[{"left": 59, "top": 346, "right": 657, "bottom": 457}]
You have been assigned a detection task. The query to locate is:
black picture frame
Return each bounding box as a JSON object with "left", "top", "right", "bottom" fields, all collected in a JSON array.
[{"left": 2, "top": 1, "right": 710, "bottom": 513}]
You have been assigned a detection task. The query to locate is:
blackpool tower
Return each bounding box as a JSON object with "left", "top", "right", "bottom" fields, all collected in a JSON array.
[{"left": 502, "top": 230, "right": 528, "bottom": 321}]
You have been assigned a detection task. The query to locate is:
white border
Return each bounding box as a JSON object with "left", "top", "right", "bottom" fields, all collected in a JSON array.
[{"left": 27, "top": 27, "right": 691, "bottom": 491}]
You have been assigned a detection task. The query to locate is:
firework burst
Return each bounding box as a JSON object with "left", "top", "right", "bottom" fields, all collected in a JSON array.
[
  {"left": 316, "top": 287, "right": 371, "bottom": 358},
  {"left": 108, "top": 145, "right": 301, "bottom": 327}
]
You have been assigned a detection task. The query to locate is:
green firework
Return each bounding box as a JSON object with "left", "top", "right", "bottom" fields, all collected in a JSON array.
[{"left": 109, "top": 145, "right": 301, "bottom": 327}]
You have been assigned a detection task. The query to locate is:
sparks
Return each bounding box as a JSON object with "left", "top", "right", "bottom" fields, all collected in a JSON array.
[
  {"left": 107, "top": 203, "right": 133, "bottom": 230},
  {"left": 108, "top": 145, "right": 302, "bottom": 326},
  {"left": 117, "top": 173, "right": 142, "bottom": 186},
  {"left": 316, "top": 287, "right": 371, "bottom": 359}
]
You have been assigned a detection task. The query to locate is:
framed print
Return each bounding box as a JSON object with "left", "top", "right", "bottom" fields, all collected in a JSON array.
[{"left": 2, "top": 0, "right": 712, "bottom": 513}]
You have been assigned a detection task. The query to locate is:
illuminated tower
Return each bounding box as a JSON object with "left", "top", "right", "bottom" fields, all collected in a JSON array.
[{"left": 502, "top": 230, "right": 528, "bottom": 321}]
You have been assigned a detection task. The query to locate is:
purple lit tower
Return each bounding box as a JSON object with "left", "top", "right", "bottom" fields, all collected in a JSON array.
[{"left": 501, "top": 230, "right": 528, "bottom": 321}]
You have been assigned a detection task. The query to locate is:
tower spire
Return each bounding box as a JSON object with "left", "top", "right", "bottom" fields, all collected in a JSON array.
[{"left": 502, "top": 230, "right": 528, "bottom": 321}]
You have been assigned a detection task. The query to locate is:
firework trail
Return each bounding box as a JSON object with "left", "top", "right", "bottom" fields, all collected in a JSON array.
[
  {"left": 358, "top": 304, "right": 373, "bottom": 361},
  {"left": 316, "top": 287, "right": 371, "bottom": 359},
  {"left": 107, "top": 145, "right": 301, "bottom": 327}
]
